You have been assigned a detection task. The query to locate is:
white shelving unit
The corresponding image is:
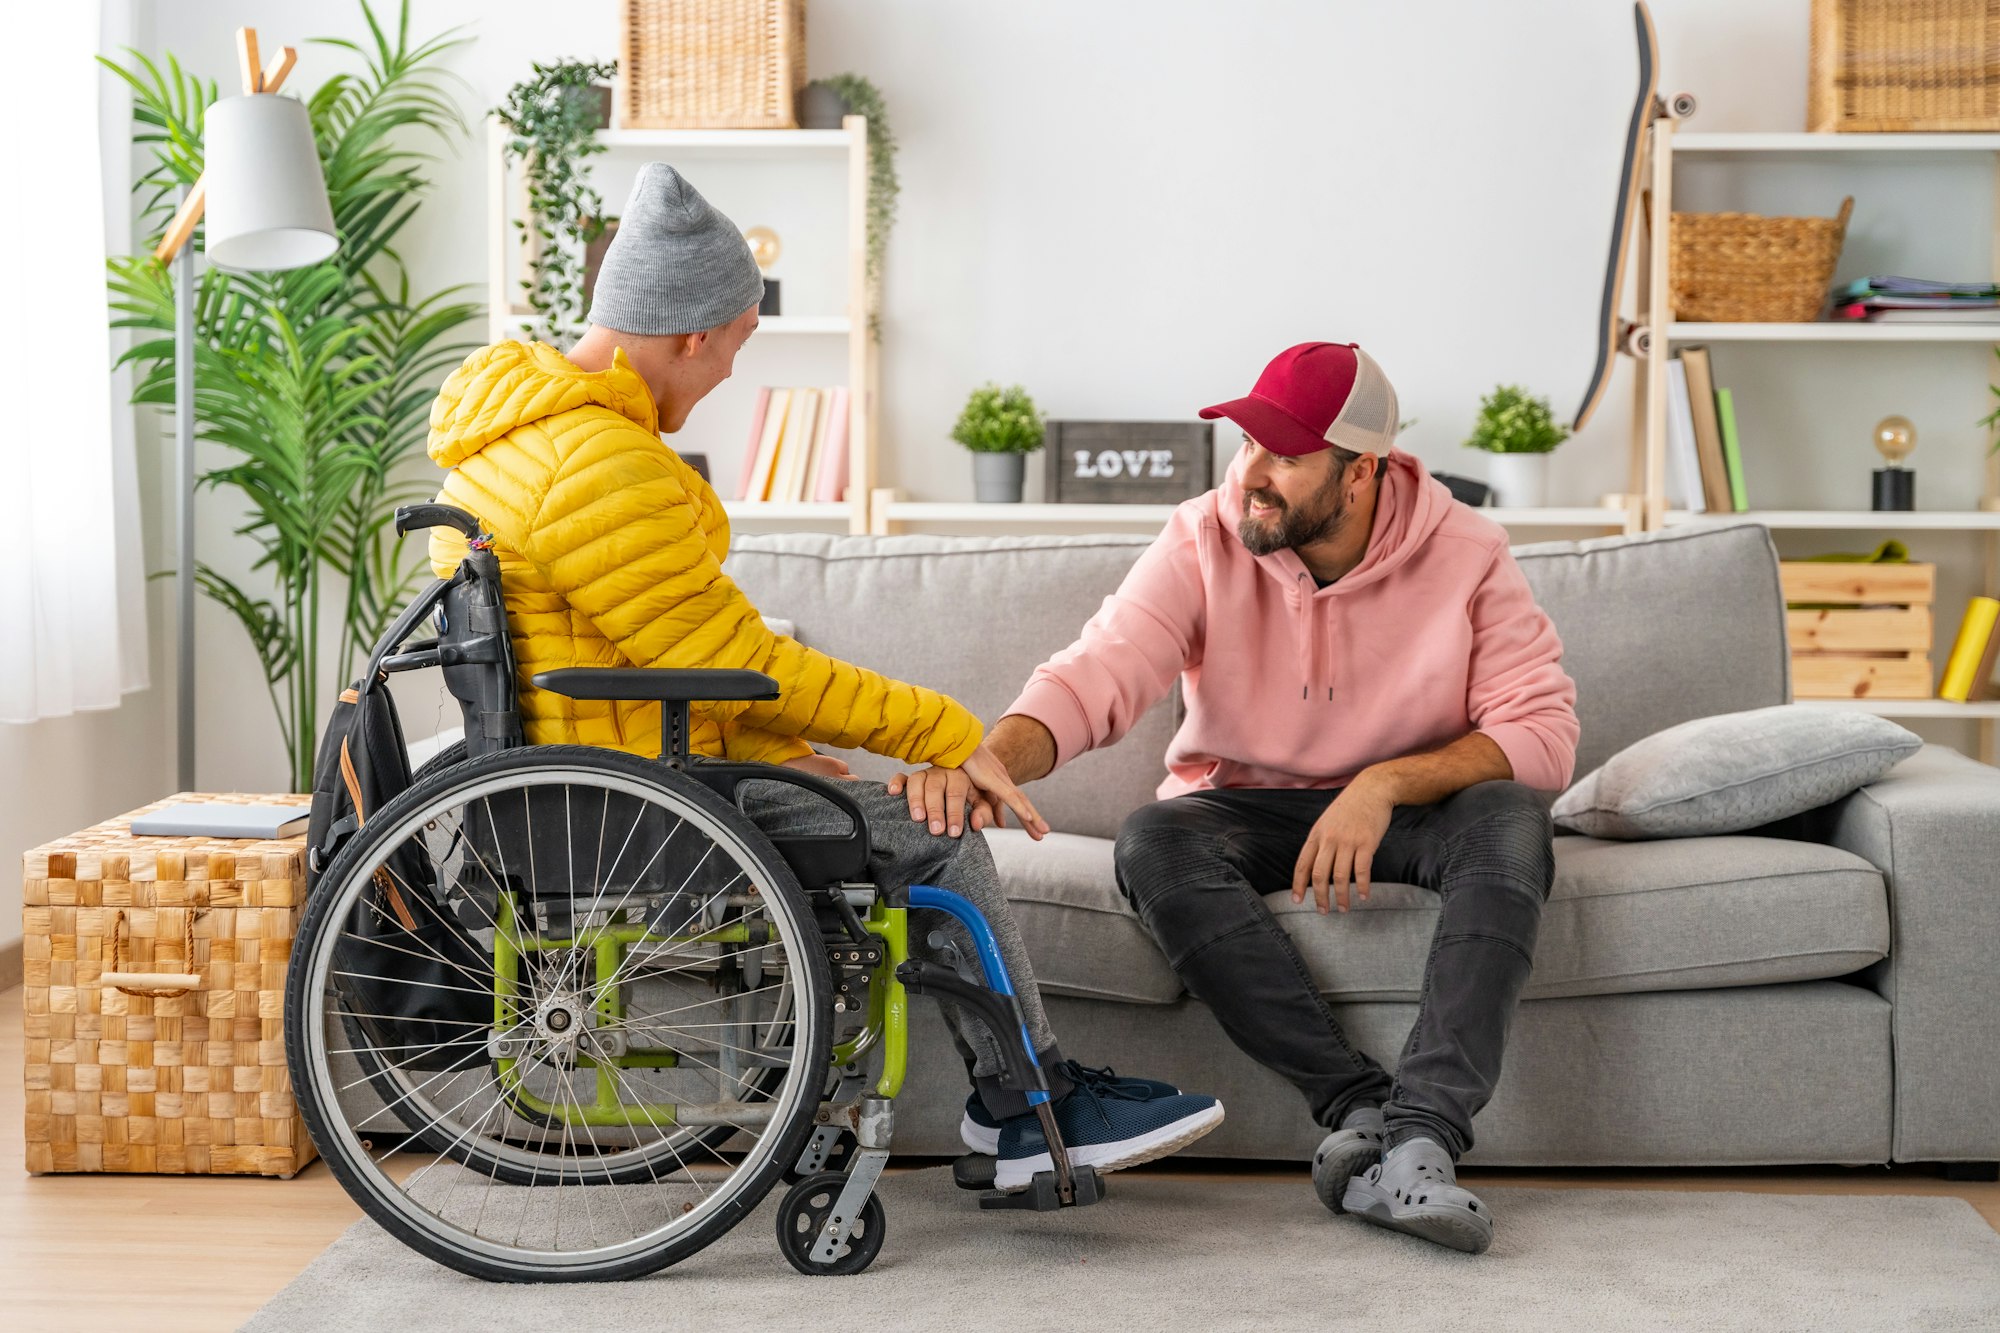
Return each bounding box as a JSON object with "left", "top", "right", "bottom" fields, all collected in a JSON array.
[
  {"left": 1797, "top": 698, "right": 2000, "bottom": 720},
  {"left": 1667, "top": 321, "right": 2000, "bottom": 343},
  {"left": 1664, "top": 509, "right": 2000, "bottom": 531},
  {"left": 1634, "top": 122, "right": 2000, "bottom": 756},
  {"left": 485, "top": 115, "right": 875, "bottom": 533},
  {"left": 868, "top": 498, "right": 1631, "bottom": 535}
]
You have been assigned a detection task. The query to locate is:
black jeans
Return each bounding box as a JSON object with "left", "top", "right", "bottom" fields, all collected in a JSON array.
[{"left": 1113, "top": 781, "right": 1555, "bottom": 1160}]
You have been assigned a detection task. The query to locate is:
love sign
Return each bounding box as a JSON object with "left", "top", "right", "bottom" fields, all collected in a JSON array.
[
  {"left": 1072, "top": 449, "right": 1179, "bottom": 480},
  {"left": 1044, "top": 421, "right": 1215, "bottom": 504}
]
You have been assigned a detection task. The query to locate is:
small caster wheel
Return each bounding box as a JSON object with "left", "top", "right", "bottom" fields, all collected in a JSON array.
[
  {"left": 784, "top": 1129, "right": 856, "bottom": 1184},
  {"left": 776, "top": 1171, "right": 885, "bottom": 1276}
]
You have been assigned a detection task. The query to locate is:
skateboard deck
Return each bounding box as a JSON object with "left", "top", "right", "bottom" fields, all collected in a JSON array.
[{"left": 1574, "top": 1, "right": 1661, "bottom": 433}]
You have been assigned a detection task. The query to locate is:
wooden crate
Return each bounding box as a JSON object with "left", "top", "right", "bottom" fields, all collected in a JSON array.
[
  {"left": 22, "top": 793, "right": 316, "bottom": 1177},
  {"left": 1782, "top": 561, "right": 1936, "bottom": 700}
]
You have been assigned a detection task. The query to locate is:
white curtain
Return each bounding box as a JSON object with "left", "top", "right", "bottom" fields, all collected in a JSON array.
[{"left": 0, "top": 1, "right": 151, "bottom": 722}]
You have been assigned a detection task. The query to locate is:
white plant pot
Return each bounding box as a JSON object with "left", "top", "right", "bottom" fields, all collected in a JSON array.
[{"left": 1485, "top": 452, "right": 1549, "bottom": 509}]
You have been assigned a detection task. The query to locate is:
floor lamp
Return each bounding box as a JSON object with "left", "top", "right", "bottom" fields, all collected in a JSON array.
[{"left": 152, "top": 28, "right": 337, "bottom": 791}]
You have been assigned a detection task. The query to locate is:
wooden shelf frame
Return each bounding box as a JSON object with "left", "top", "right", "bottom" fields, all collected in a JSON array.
[
  {"left": 484, "top": 114, "right": 876, "bottom": 534},
  {"left": 1633, "top": 116, "right": 2000, "bottom": 758},
  {"left": 867, "top": 494, "right": 1633, "bottom": 535}
]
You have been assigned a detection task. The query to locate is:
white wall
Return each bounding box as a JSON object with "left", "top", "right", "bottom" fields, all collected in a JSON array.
[{"left": 7, "top": 0, "right": 1990, "bottom": 955}]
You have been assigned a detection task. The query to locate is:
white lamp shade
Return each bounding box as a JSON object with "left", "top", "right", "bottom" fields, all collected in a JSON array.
[{"left": 202, "top": 94, "right": 338, "bottom": 272}]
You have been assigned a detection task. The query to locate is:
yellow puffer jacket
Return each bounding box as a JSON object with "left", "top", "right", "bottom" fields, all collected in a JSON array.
[{"left": 424, "top": 341, "right": 982, "bottom": 768}]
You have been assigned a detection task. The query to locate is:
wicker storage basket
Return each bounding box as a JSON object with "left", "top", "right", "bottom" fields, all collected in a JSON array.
[
  {"left": 22, "top": 793, "right": 316, "bottom": 1177},
  {"left": 619, "top": 0, "right": 807, "bottom": 130},
  {"left": 1809, "top": 0, "right": 2000, "bottom": 132},
  {"left": 1670, "top": 197, "right": 1853, "bottom": 323}
]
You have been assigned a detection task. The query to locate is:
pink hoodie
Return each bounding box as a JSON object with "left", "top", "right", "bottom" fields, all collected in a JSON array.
[{"left": 1004, "top": 448, "right": 1580, "bottom": 798}]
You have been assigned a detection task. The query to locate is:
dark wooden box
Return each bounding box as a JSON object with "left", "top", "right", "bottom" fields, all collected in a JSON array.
[{"left": 1044, "top": 421, "right": 1215, "bottom": 504}]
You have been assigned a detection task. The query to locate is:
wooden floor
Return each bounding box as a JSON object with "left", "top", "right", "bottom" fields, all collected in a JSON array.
[{"left": 7, "top": 984, "right": 1996, "bottom": 1333}]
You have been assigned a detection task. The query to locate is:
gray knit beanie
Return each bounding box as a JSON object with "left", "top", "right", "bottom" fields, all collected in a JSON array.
[{"left": 586, "top": 162, "right": 764, "bottom": 336}]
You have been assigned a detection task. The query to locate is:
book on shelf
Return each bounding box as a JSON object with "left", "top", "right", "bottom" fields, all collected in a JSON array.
[
  {"left": 745, "top": 387, "right": 791, "bottom": 501},
  {"left": 1971, "top": 604, "right": 2000, "bottom": 702},
  {"left": 1677, "top": 347, "right": 1734, "bottom": 512},
  {"left": 736, "top": 386, "right": 772, "bottom": 500},
  {"left": 814, "top": 386, "right": 851, "bottom": 503},
  {"left": 1714, "top": 386, "right": 1749, "bottom": 512},
  {"left": 1832, "top": 304, "right": 2000, "bottom": 324},
  {"left": 1940, "top": 596, "right": 2000, "bottom": 702},
  {"left": 772, "top": 388, "right": 818, "bottom": 503},
  {"left": 737, "top": 385, "right": 853, "bottom": 505},
  {"left": 1664, "top": 356, "right": 1706, "bottom": 513}
]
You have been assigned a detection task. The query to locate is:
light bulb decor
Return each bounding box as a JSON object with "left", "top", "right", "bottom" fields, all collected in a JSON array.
[
  {"left": 745, "top": 225, "right": 783, "bottom": 316},
  {"left": 1871, "top": 414, "right": 1916, "bottom": 511}
]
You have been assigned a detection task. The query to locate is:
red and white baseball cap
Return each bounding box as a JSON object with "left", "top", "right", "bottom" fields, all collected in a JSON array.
[{"left": 1198, "top": 342, "right": 1400, "bottom": 457}]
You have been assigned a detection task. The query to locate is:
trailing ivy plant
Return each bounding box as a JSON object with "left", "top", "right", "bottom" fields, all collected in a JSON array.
[
  {"left": 814, "top": 73, "right": 897, "bottom": 340},
  {"left": 103, "top": 0, "right": 482, "bottom": 791},
  {"left": 496, "top": 58, "right": 616, "bottom": 347}
]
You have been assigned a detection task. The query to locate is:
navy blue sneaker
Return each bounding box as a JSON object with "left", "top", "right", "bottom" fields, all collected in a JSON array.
[
  {"left": 960, "top": 1062, "right": 1181, "bottom": 1154},
  {"left": 993, "top": 1081, "right": 1222, "bottom": 1189}
]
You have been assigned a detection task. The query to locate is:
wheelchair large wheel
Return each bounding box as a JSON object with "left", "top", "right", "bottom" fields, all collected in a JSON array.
[
  {"left": 286, "top": 746, "right": 832, "bottom": 1283},
  {"left": 351, "top": 739, "right": 792, "bottom": 1162}
]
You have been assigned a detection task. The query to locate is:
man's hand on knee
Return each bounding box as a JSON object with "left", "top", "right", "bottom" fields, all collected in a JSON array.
[{"left": 1293, "top": 775, "right": 1394, "bottom": 915}]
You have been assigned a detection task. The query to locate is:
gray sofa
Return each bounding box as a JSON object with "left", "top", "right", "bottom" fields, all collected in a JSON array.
[{"left": 725, "top": 522, "right": 2000, "bottom": 1171}]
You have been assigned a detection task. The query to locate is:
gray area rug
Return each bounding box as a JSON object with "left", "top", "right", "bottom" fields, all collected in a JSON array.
[{"left": 243, "top": 1168, "right": 2000, "bottom": 1332}]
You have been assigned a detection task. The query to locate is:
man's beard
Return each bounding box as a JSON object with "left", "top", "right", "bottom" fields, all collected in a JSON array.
[{"left": 1238, "top": 476, "right": 1347, "bottom": 556}]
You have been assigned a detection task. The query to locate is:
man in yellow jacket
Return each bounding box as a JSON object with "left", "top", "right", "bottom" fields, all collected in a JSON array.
[{"left": 425, "top": 162, "right": 1221, "bottom": 1187}]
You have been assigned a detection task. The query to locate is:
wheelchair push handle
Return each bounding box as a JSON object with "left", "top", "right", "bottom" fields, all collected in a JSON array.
[{"left": 395, "top": 502, "right": 483, "bottom": 540}]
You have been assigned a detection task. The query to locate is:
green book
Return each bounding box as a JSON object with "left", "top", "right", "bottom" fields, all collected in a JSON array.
[{"left": 1715, "top": 387, "right": 1749, "bottom": 512}]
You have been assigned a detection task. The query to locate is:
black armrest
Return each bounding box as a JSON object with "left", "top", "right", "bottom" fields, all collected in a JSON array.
[{"left": 533, "top": 667, "right": 780, "bottom": 704}]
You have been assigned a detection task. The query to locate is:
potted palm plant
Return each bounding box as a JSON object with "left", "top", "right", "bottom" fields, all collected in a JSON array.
[
  {"left": 104, "top": 0, "right": 481, "bottom": 791},
  {"left": 951, "top": 382, "right": 1045, "bottom": 503},
  {"left": 1464, "top": 383, "right": 1569, "bottom": 508}
]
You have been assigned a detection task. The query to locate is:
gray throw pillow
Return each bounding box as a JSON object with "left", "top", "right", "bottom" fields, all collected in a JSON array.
[{"left": 1552, "top": 704, "right": 1921, "bottom": 840}]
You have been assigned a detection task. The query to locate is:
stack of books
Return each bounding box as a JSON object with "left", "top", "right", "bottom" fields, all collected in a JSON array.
[
  {"left": 1665, "top": 346, "right": 1748, "bottom": 514},
  {"left": 1830, "top": 276, "right": 2000, "bottom": 323},
  {"left": 735, "top": 386, "right": 851, "bottom": 504},
  {"left": 1940, "top": 596, "right": 2000, "bottom": 702}
]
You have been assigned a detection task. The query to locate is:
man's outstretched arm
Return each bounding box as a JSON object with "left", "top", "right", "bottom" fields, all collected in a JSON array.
[{"left": 986, "top": 713, "right": 1060, "bottom": 786}]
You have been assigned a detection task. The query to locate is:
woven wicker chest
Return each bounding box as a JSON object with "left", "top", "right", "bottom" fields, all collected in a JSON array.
[{"left": 22, "top": 793, "right": 317, "bottom": 1177}]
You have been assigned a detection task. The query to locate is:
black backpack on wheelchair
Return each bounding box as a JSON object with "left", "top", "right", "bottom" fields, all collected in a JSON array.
[{"left": 285, "top": 502, "right": 1093, "bottom": 1286}]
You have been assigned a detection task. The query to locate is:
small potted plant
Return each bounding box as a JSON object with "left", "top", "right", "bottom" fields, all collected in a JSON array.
[
  {"left": 1465, "top": 384, "right": 1569, "bottom": 507},
  {"left": 952, "top": 382, "right": 1045, "bottom": 503}
]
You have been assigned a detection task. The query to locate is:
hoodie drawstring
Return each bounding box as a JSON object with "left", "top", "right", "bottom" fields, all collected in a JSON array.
[{"left": 1296, "top": 572, "right": 1315, "bottom": 700}]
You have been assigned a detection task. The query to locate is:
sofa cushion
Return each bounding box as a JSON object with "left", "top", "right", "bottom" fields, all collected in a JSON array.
[
  {"left": 727, "top": 533, "right": 1169, "bottom": 838},
  {"left": 1553, "top": 704, "right": 1922, "bottom": 839},
  {"left": 985, "top": 831, "right": 1181, "bottom": 1004},
  {"left": 987, "top": 828, "right": 1888, "bottom": 1004},
  {"left": 1515, "top": 523, "right": 1791, "bottom": 781}
]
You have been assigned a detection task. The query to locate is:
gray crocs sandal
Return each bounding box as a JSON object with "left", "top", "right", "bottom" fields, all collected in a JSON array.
[
  {"left": 1311, "top": 1122, "right": 1384, "bottom": 1214},
  {"left": 1339, "top": 1137, "right": 1494, "bottom": 1255}
]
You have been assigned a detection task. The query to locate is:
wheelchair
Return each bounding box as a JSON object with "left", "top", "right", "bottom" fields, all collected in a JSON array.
[{"left": 283, "top": 503, "right": 1104, "bottom": 1283}]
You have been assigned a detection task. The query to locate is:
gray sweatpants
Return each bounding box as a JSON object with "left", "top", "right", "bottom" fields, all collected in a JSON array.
[{"left": 737, "top": 779, "right": 1071, "bottom": 1117}]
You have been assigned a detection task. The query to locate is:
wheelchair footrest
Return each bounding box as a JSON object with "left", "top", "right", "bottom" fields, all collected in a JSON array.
[{"left": 976, "top": 1164, "right": 1107, "bottom": 1212}]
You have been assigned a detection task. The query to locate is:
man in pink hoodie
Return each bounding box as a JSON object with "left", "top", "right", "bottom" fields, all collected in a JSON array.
[{"left": 913, "top": 342, "right": 1577, "bottom": 1254}]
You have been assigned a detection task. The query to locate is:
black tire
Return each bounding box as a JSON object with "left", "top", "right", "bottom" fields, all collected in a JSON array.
[
  {"left": 776, "top": 1172, "right": 886, "bottom": 1276},
  {"left": 287, "top": 745, "right": 833, "bottom": 1283}
]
